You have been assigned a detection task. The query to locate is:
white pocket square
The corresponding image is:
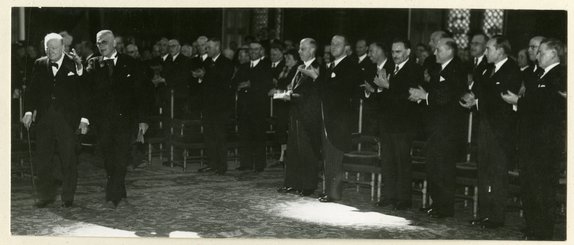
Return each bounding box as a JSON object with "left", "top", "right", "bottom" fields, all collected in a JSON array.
[
  {"left": 67, "top": 72, "right": 75, "bottom": 76},
  {"left": 127, "top": 74, "right": 131, "bottom": 78},
  {"left": 496, "top": 82, "right": 500, "bottom": 85},
  {"left": 439, "top": 76, "right": 445, "bottom": 82},
  {"left": 331, "top": 72, "right": 336, "bottom": 78},
  {"left": 538, "top": 84, "right": 546, "bottom": 88}
]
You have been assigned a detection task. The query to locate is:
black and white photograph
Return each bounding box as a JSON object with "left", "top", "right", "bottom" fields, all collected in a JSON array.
[{"left": 6, "top": 1, "right": 569, "bottom": 243}]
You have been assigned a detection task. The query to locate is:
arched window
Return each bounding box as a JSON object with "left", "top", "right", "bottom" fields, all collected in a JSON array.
[
  {"left": 482, "top": 9, "right": 504, "bottom": 37},
  {"left": 447, "top": 9, "right": 471, "bottom": 49}
]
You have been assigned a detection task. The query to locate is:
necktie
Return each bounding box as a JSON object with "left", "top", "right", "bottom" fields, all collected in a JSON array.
[
  {"left": 535, "top": 66, "right": 544, "bottom": 78},
  {"left": 473, "top": 58, "right": 478, "bottom": 69},
  {"left": 104, "top": 59, "right": 115, "bottom": 77},
  {"left": 393, "top": 65, "right": 400, "bottom": 75},
  {"left": 50, "top": 62, "right": 59, "bottom": 69},
  {"left": 490, "top": 66, "right": 496, "bottom": 77},
  {"left": 328, "top": 62, "right": 334, "bottom": 71}
]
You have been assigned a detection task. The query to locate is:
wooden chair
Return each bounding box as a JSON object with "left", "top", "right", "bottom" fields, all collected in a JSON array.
[{"left": 342, "top": 134, "right": 382, "bottom": 202}]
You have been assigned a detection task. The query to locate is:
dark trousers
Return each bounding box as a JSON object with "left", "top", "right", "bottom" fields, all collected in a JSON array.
[
  {"left": 477, "top": 121, "right": 510, "bottom": 224},
  {"left": 425, "top": 131, "right": 458, "bottom": 215},
  {"left": 204, "top": 119, "right": 228, "bottom": 172},
  {"left": 238, "top": 112, "right": 267, "bottom": 171},
  {"left": 520, "top": 134, "right": 562, "bottom": 240},
  {"left": 380, "top": 131, "right": 415, "bottom": 206},
  {"left": 34, "top": 106, "right": 78, "bottom": 202},
  {"left": 321, "top": 127, "right": 345, "bottom": 200},
  {"left": 97, "top": 117, "right": 132, "bottom": 202},
  {"left": 284, "top": 116, "right": 320, "bottom": 191}
]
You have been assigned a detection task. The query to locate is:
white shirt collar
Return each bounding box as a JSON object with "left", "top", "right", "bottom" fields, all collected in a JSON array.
[
  {"left": 251, "top": 57, "right": 262, "bottom": 67},
  {"left": 272, "top": 60, "right": 282, "bottom": 67},
  {"left": 475, "top": 54, "right": 485, "bottom": 65},
  {"left": 541, "top": 62, "right": 560, "bottom": 78},
  {"left": 303, "top": 57, "right": 316, "bottom": 68},
  {"left": 104, "top": 50, "right": 119, "bottom": 65},
  {"left": 333, "top": 55, "right": 347, "bottom": 68},
  {"left": 201, "top": 53, "right": 208, "bottom": 61},
  {"left": 494, "top": 57, "right": 509, "bottom": 73},
  {"left": 396, "top": 58, "right": 409, "bottom": 71},
  {"left": 358, "top": 53, "right": 367, "bottom": 63},
  {"left": 377, "top": 58, "right": 388, "bottom": 70},
  {"left": 53, "top": 52, "right": 65, "bottom": 67},
  {"left": 161, "top": 53, "right": 169, "bottom": 61},
  {"left": 441, "top": 58, "right": 453, "bottom": 71},
  {"left": 172, "top": 53, "right": 180, "bottom": 61},
  {"left": 212, "top": 53, "right": 220, "bottom": 62},
  {"left": 520, "top": 65, "right": 529, "bottom": 71}
]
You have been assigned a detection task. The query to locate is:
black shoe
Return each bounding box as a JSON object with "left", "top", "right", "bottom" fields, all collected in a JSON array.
[
  {"left": 317, "top": 192, "right": 327, "bottom": 198},
  {"left": 198, "top": 167, "right": 215, "bottom": 173},
  {"left": 34, "top": 199, "right": 55, "bottom": 208},
  {"left": 419, "top": 206, "right": 432, "bottom": 212},
  {"left": 299, "top": 189, "right": 315, "bottom": 197},
  {"left": 61, "top": 201, "right": 74, "bottom": 208},
  {"left": 236, "top": 166, "right": 253, "bottom": 171},
  {"left": 111, "top": 200, "right": 121, "bottom": 208}
]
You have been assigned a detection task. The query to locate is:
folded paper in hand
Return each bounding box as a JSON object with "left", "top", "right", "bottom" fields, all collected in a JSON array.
[{"left": 273, "top": 90, "right": 291, "bottom": 100}]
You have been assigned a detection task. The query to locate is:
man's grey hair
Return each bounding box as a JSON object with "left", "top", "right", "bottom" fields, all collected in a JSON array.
[{"left": 43, "top": 33, "right": 63, "bottom": 50}]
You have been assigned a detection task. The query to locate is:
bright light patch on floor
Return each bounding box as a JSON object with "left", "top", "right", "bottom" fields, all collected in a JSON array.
[
  {"left": 50, "top": 222, "right": 138, "bottom": 237},
  {"left": 272, "top": 199, "right": 417, "bottom": 230},
  {"left": 169, "top": 231, "right": 202, "bottom": 238}
]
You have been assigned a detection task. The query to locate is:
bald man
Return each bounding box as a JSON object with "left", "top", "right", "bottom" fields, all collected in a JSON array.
[
  {"left": 86, "top": 30, "right": 153, "bottom": 208},
  {"left": 409, "top": 38, "right": 467, "bottom": 218},
  {"left": 23, "top": 33, "right": 87, "bottom": 208}
]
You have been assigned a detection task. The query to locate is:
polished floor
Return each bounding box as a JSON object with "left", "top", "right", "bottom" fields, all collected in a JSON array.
[{"left": 10, "top": 151, "right": 565, "bottom": 240}]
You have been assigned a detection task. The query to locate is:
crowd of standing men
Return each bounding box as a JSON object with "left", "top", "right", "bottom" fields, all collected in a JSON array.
[{"left": 13, "top": 27, "right": 565, "bottom": 240}]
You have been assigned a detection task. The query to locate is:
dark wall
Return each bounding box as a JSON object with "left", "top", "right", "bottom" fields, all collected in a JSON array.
[
  {"left": 283, "top": 8, "right": 409, "bottom": 50},
  {"left": 22, "top": 7, "right": 222, "bottom": 51},
  {"left": 505, "top": 9, "right": 567, "bottom": 55}
]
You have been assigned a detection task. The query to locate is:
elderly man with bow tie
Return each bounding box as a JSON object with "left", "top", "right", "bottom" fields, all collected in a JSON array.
[{"left": 22, "top": 32, "right": 88, "bottom": 208}]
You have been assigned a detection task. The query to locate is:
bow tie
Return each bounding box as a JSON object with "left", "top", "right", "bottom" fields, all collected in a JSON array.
[{"left": 50, "top": 62, "right": 59, "bottom": 68}]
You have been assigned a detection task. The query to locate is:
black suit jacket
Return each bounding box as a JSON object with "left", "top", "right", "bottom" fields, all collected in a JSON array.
[
  {"left": 233, "top": 58, "right": 273, "bottom": 117},
  {"left": 25, "top": 55, "right": 88, "bottom": 129},
  {"left": 189, "top": 55, "right": 209, "bottom": 97},
  {"left": 474, "top": 58, "right": 522, "bottom": 148},
  {"left": 291, "top": 60, "right": 322, "bottom": 132},
  {"left": 471, "top": 56, "right": 489, "bottom": 89},
  {"left": 271, "top": 59, "right": 285, "bottom": 79},
  {"left": 422, "top": 57, "right": 467, "bottom": 135},
  {"left": 319, "top": 56, "right": 361, "bottom": 152},
  {"left": 518, "top": 64, "right": 566, "bottom": 146},
  {"left": 201, "top": 55, "right": 235, "bottom": 121},
  {"left": 162, "top": 54, "right": 192, "bottom": 99},
  {"left": 380, "top": 59, "right": 423, "bottom": 133},
  {"left": 86, "top": 53, "right": 152, "bottom": 124},
  {"left": 363, "top": 59, "right": 395, "bottom": 107}
]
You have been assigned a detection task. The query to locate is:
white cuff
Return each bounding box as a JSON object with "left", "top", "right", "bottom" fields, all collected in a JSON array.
[
  {"left": 25, "top": 111, "right": 32, "bottom": 116},
  {"left": 512, "top": 105, "right": 517, "bottom": 112},
  {"left": 76, "top": 66, "right": 83, "bottom": 76},
  {"left": 364, "top": 91, "right": 371, "bottom": 98},
  {"left": 425, "top": 93, "right": 429, "bottom": 106},
  {"left": 80, "top": 118, "right": 89, "bottom": 125},
  {"left": 476, "top": 99, "right": 479, "bottom": 110}
]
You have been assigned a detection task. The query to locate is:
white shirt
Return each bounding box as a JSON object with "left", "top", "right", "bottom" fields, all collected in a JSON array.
[
  {"left": 201, "top": 53, "right": 208, "bottom": 61},
  {"left": 441, "top": 58, "right": 453, "bottom": 71},
  {"left": 104, "top": 50, "right": 119, "bottom": 66},
  {"left": 212, "top": 53, "right": 221, "bottom": 63},
  {"left": 358, "top": 53, "right": 367, "bottom": 63},
  {"left": 474, "top": 55, "right": 485, "bottom": 66},
  {"left": 171, "top": 53, "right": 180, "bottom": 62},
  {"left": 540, "top": 62, "right": 560, "bottom": 79},
  {"left": 161, "top": 53, "right": 169, "bottom": 62},
  {"left": 377, "top": 58, "right": 388, "bottom": 71},
  {"left": 26, "top": 52, "right": 88, "bottom": 124},
  {"left": 493, "top": 57, "right": 509, "bottom": 74},
  {"left": 395, "top": 58, "right": 409, "bottom": 73},
  {"left": 303, "top": 57, "right": 316, "bottom": 69},
  {"left": 332, "top": 55, "right": 347, "bottom": 68},
  {"left": 272, "top": 60, "right": 282, "bottom": 68},
  {"left": 250, "top": 58, "right": 262, "bottom": 68},
  {"left": 520, "top": 65, "right": 529, "bottom": 72}
]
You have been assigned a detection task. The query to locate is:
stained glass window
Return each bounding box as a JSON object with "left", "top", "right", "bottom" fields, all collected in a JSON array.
[
  {"left": 447, "top": 9, "right": 471, "bottom": 49},
  {"left": 253, "top": 9, "right": 269, "bottom": 35},
  {"left": 482, "top": 9, "right": 504, "bottom": 37}
]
